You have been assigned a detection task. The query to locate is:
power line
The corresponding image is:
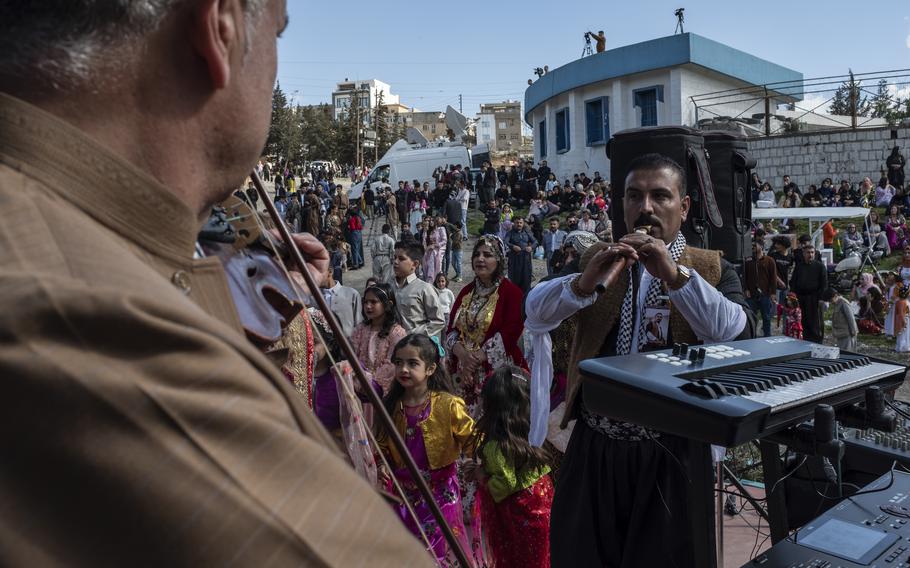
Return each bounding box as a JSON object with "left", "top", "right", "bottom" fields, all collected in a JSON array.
[{"left": 279, "top": 60, "right": 536, "bottom": 65}]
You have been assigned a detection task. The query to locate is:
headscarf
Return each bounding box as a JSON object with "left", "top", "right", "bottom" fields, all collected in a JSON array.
[
  {"left": 564, "top": 230, "right": 599, "bottom": 255},
  {"left": 858, "top": 272, "right": 880, "bottom": 296},
  {"left": 476, "top": 234, "right": 507, "bottom": 264},
  {"left": 307, "top": 307, "right": 339, "bottom": 360}
]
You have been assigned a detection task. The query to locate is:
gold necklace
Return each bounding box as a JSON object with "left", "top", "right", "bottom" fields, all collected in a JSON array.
[{"left": 401, "top": 395, "right": 430, "bottom": 438}]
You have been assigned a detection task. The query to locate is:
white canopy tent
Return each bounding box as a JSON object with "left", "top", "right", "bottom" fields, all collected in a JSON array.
[{"left": 751, "top": 206, "right": 872, "bottom": 264}]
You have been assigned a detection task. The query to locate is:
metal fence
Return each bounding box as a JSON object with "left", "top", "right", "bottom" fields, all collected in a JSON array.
[{"left": 690, "top": 69, "right": 910, "bottom": 136}]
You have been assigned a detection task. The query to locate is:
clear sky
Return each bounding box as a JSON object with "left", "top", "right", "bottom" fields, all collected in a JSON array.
[{"left": 277, "top": 0, "right": 910, "bottom": 118}]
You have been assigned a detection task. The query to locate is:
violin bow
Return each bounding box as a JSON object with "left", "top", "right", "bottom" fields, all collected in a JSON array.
[{"left": 250, "top": 172, "right": 472, "bottom": 567}]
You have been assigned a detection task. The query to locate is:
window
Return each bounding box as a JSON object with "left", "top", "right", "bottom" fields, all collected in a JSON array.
[
  {"left": 498, "top": 134, "right": 507, "bottom": 140},
  {"left": 499, "top": 121, "right": 508, "bottom": 130},
  {"left": 555, "top": 108, "right": 570, "bottom": 153},
  {"left": 539, "top": 120, "right": 547, "bottom": 158},
  {"left": 633, "top": 86, "right": 664, "bottom": 127},
  {"left": 585, "top": 97, "right": 610, "bottom": 146}
]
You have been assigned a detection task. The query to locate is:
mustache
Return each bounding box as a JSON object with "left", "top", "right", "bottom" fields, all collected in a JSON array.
[{"left": 633, "top": 216, "right": 661, "bottom": 228}]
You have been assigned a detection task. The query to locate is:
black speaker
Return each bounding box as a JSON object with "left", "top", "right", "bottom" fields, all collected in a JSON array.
[
  {"left": 607, "top": 126, "right": 721, "bottom": 250},
  {"left": 702, "top": 131, "right": 755, "bottom": 265}
]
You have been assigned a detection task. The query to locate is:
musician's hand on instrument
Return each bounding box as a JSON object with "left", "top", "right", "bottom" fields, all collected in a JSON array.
[
  {"left": 577, "top": 243, "right": 637, "bottom": 295},
  {"left": 269, "top": 230, "right": 329, "bottom": 292},
  {"left": 621, "top": 233, "right": 676, "bottom": 282}
]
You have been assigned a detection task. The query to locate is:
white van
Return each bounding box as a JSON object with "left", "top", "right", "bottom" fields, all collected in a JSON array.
[{"left": 348, "top": 140, "right": 471, "bottom": 200}]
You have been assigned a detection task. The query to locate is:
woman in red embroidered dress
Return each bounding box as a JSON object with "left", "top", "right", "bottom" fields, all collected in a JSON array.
[{"left": 445, "top": 234, "right": 527, "bottom": 413}]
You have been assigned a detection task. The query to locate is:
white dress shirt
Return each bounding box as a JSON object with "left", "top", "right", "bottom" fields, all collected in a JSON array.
[{"left": 524, "top": 260, "right": 747, "bottom": 446}]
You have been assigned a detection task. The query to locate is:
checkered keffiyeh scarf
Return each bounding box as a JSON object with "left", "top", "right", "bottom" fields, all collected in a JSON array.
[{"left": 614, "top": 231, "right": 687, "bottom": 355}]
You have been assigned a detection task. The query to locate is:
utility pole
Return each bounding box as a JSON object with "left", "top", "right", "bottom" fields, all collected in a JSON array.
[
  {"left": 459, "top": 94, "right": 463, "bottom": 114},
  {"left": 848, "top": 70, "right": 858, "bottom": 130},
  {"left": 354, "top": 88, "right": 361, "bottom": 170},
  {"left": 764, "top": 87, "right": 771, "bottom": 136}
]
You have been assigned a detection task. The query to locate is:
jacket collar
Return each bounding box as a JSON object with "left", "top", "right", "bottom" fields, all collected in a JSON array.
[{"left": 0, "top": 92, "right": 200, "bottom": 261}]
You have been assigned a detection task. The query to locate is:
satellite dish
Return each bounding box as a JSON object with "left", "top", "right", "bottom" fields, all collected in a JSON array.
[
  {"left": 406, "top": 127, "right": 429, "bottom": 146},
  {"left": 445, "top": 105, "right": 469, "bottom": 139}
]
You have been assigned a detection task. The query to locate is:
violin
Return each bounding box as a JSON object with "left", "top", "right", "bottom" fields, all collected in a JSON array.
[
  {"left": 202, "top": 174, "right": 472, "bottom": 567},
  {"left": 198, "top": 194, "right": 303, "bottom": 345}
]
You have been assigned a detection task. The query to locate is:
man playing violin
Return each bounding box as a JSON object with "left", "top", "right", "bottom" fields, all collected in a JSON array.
[{"left": 0, "top": 1, "right": 430, "bottom": 566}]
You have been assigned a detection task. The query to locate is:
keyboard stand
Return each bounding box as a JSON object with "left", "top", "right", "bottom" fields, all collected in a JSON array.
[
  {"left": 687, "top": 440, "right": 719, "bottom": 568},
  {"left": 759, "top": 439, "right": 791, "bottom": 544}
]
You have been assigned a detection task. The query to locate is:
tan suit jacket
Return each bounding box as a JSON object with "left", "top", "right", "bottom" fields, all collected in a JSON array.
[{"left": 0, "top": 93, "right": 432, "bottom": 567}]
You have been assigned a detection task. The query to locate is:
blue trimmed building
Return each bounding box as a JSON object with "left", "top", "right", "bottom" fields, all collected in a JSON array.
[{"left": 524, "top": 33, "right": 803, "bottom": 179}]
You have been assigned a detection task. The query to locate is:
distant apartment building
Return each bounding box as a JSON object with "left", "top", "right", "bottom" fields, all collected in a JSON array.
[
  {"left": 381, "top": 105, "right": 449, "bottom": 142},
  {"left": 478, "top": 101, "right": 523, "bottom": 152},
  {"left": 332, "top": 79, "right": 400, "bottom": 126}
]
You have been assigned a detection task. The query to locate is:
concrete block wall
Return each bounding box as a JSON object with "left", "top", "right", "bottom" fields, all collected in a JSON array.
[{"left": 746, "top": 126, "right": 910, "bottom": 189}]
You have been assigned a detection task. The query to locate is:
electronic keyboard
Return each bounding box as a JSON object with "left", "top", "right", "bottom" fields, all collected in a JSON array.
[{"left": 579, "top": 337, "right": 907, "bottom": 446}]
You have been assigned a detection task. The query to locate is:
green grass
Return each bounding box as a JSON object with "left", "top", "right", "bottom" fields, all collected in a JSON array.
[{"left": 466, "top": 207, "right": 530, "bottom": 237}]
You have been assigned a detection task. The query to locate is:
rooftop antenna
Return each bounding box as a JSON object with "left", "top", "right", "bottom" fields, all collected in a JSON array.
[{"left": 674, "top": 8, "right": 685, "bottom": 34}]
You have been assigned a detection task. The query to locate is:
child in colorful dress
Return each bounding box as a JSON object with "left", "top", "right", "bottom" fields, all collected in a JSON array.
[
  {"left": 471, "top": 366, "right": 554, "bottom": 568},
  {"left": 499, "top": 204, "right": 514, "bottom": 242},
  {"left": 310, "top": 308, "right": 381, "bottom": 441},
  {"left": 378, "top": 334, "right": 474, "bottom": 565},
  {"left": 350, "top": 283, "right": 407, "bottom": 395},
  {"left": 895, "top": 285, "right": 910, "bottom": 353},
  {"left": 777, "top": 292, "right": 804, "bottom": 339},
  {"left": 884, "top": 272, "right": 899, "bottom": 337}
]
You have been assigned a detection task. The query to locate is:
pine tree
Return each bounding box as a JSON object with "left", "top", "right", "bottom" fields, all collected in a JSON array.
[
  {"left": 870, "top": 79, "right": 893, "bottom": 119},
  {"left": 266, "top": 82, "right": 290, "bottom": 158},
  {"left": 828, "top": 71, "right": 870, "bottom": 116},
  {"left": 828, "top": 74, "right": 869, "bottom": 117},
  {"left": 300, "top": 104, "right": 336, "bottom": 161},
  {"left": 829, "top": 83, "right": 851, "bottom": 116}
]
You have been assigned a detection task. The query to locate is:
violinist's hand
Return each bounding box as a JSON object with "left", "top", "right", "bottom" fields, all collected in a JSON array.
[{"left": 269, "top": 230, "right": 329, "bottom": 292}]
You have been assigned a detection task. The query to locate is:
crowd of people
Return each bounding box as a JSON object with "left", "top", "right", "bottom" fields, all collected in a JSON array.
[
  {"left": 745, "top": 148, "right": 910, "bottom": 354},
  {"left": 229, "top": 147, "right": 747, "bottom": 566},
  {"left": 7, "top": 3, "right": 907, "bottom": 566},
  {"left": 235, "top": 148, "right": 910, "bottom": 565}
]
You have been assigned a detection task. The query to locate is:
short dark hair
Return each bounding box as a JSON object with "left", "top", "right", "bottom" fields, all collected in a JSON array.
[
  {"left": 822, "top": 288, "right": 838, "bottom": 302},
  {"left": 382, "top": 224, "right": 391, "bottom": 234},
  {"left": 771, "top": 235, "right": 791, "bottom": 249},
  {"left": 626, "top": 153, "right": 687, "bottom": 196},
  {"left": 394, "top": 241, "right": 424, "bottom": 262}
]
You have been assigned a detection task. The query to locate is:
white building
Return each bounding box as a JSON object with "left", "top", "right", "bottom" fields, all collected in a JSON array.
[
  {"left": 332, "top": 79, "right": 400, "bottom": 125},
  {"left": 524, "top": 33, "right": 804, "bottom": 179},
  {"left": 476, "top": 112, "right": 495, "bottom": 146}
]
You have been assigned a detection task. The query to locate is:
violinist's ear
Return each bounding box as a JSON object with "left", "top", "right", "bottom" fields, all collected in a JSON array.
[{"left": 191, "top": 0, "right": 243, "bottom": 90}]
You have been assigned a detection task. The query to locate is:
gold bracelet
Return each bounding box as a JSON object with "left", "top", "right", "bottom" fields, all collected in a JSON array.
[{"left": 570, "top": 274, "right": 595, "bottom": 298}]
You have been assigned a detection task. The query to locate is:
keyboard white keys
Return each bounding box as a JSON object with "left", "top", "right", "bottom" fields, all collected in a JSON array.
[{"left": 742, "top": 362, "right": 906, "bottom": 412}]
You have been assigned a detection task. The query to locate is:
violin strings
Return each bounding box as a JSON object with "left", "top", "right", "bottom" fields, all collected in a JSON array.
[{"left": 243, "top": 198, "right": 436, "bottom": 555}]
